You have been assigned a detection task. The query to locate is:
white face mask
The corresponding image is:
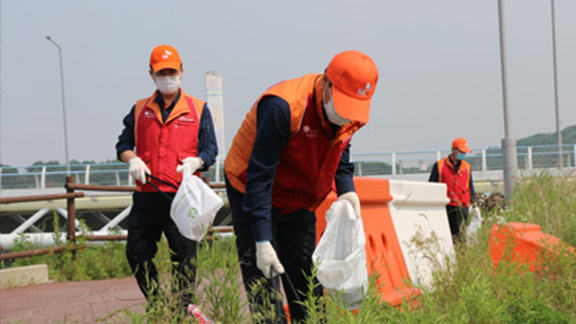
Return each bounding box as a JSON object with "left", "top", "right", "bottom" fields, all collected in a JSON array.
[
  {"left": 154, "top": 75, "right": 181, "bottom": 94},
  {"left": 324, "top": 97, "right": 350, "bottom": 126}
]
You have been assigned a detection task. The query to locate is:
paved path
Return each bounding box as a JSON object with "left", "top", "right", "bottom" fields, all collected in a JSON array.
[{"left": 0, "top": 277, "right": 145, "bottom": 323}]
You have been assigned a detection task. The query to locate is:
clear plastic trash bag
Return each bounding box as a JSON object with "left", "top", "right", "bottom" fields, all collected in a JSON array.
[{"left": 312, "top": 200, "right": 368, "bottom": 310}]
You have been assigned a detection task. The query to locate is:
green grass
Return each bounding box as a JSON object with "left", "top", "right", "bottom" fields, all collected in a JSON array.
[
  {"left": 3, "top": 227, "right": 134, "bottom": 282},
  {"left": 2, "top": 173, "right": 575, "bottom": 323},
  {"left": 507, "top": 172, "right": 576, "bottom": 247},
  {"left": 4, "top": 239, "right": 133, "bottom": 282}
]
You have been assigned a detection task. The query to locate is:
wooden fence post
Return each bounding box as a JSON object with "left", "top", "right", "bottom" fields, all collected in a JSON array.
[{"left": 66, "top": 176, "right": 77, "bottom": 260}]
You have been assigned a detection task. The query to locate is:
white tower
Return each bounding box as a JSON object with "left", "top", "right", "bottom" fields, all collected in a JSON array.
[{"left": 204, "top": 72, "right": 226, "bottom": 182}]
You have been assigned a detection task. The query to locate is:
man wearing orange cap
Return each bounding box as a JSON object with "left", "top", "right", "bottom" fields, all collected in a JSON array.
[
  {"left": 115, "top": 45, "right": 217, "bottom": 314},
  {"left": 429, "top": 137, "right": 477, "bottom": 242},
  {"left": 224, "top": 50, "right": 378, "bottom": 323}
]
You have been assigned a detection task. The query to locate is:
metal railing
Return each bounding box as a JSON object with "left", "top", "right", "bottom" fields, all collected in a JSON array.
[
  {"left": 1, "top": 144, "right": 575, "bottom": 190},
  {"left": 348, "top": 144, "right": 575, "bottom": 177},
  {"left": 0, "top": 176, "right": 230, "bottom": 257}
]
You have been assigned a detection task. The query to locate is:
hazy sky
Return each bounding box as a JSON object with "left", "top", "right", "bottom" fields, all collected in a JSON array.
[{"left": 1, "top": 0, "right": 575, "bottom": 166}]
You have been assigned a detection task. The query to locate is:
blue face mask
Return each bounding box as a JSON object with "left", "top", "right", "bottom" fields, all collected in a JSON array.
[{"left": 457, "top": 152, "right": 466, "bottom": 160}]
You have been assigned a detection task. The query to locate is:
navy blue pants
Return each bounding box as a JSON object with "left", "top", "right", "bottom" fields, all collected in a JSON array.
[
  {"left": 126, "top": 192, "right": 198, "bottom": 308},
  {"left": 446, "top": 205, "right": 469, "bottom": 242},
  {"left": 226, "top": 180, "right": 324, "bottom": 324}
]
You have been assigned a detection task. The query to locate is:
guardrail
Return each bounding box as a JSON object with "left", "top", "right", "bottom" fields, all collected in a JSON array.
[
  {"left": 352, "top": 144, "right": 576, "bottom": 177},
  {"left": 1, "top": 144, "right": 575, "bottom": 190},
  {"left": 0, "top": 176, "right": 230, "bottom": 257}
]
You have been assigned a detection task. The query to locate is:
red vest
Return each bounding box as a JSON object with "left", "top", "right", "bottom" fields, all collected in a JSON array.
[
  {"left": 225, "top": 74, "right": 364, "bottom": 212},
  {"left": 437, "top": 157, "right": 472, "bottom": 207},
  {"left": 134, "top": 91, "right": 204, "bottom": 192}
]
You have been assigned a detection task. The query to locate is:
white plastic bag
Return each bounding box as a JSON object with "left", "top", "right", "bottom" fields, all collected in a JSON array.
[
  {"left": 170, "top": 174, "right": 224, "bottom": 242},
  {"left": 312, "top": 200, "right": 368, "bottom": 310},
  {"left": 466, "top": 206, "right": 483, "bottom": 239}
]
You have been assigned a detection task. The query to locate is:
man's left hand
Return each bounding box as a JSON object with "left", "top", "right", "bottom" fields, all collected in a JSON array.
[
  {"left": 337, "top": 191, "right": 361, "bottom": 219},
  {"left": 176, "top": 157, "right": 204, "bottom": 176}
]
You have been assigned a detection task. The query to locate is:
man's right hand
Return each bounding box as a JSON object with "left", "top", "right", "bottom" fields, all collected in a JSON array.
[
  {"left": 337, "top": 191, "right": 361, "bottom": 219},
  {"left": 255, "top": 241, "right": 285, "bottom": 279},
  {"left": 128, "top": 157, "right": 150, "bottom": 184}
]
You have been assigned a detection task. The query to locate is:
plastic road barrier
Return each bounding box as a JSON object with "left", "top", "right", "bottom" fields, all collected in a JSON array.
[
  {"left": 315, "top": 177, "right": 421, "bottom": 308},
  {"left": 489, "top": 222, "right": 576, "bottom": 273},
  {"left": 387, "top": 180, "right": 455, "bottom": 289}
]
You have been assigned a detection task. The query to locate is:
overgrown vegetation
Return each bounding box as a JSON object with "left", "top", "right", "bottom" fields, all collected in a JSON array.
[
  {"left": 507, "top": 172, "right": 576, "bottom": 247},
  {"left": 2, "top": 174, "right": 575, "bottom": 323},
  {"left": 4, "top": 236, "right": 133, "bottom": 282}
]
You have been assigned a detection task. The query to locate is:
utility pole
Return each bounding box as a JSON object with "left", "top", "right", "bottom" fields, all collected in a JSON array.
[
  {"left": 550, "top": 0, "right": 563, "bottom": 169},
  {"left": 497, "top": 0, "right": 517, "bottom": 205}
]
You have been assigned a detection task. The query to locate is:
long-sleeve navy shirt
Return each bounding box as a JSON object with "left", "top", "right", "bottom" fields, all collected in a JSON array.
[
  {"left": 244, "top": 95, "right": 356, "bottom": 241},
  {"left": 429, "top": 157, "right": 476, "bottom": 204},
  {"left": 115, "top": 90, "right": 218, "bottom": 170}
]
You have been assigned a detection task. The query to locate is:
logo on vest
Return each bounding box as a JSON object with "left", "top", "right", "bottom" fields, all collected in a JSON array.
[
  {"left": 144, "top": 110, "right": 155, "bottom": 118},
  {"left": 302, "top": 125, "right": 318, "bottom": 139},
  {"left": 178, "top": 116, "right": 195, "bottom": 123},
  {"left": 357, "top": 82, "right": 372, "bottom": 96}
]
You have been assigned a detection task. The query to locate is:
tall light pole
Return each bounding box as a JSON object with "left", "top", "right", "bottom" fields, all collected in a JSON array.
[
  {"left": 550, "top": 0, "right": 563, "bottom": 169},
  {"left": 497, "top": 0, "right": 518, "bottom": 205},
  {"left": 46, "top": 36, "right": 71, "bottom": 175}
]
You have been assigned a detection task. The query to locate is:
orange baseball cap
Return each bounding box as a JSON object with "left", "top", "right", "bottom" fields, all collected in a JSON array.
[
  {"left": 326, "top": 50, "right": 379, "bottom": 123},
  {"left": 452, "top": 137, "right": 471, "bottom": 152},
  {"left": 149, "top": 45, "right": 182, "bottom": 72}
]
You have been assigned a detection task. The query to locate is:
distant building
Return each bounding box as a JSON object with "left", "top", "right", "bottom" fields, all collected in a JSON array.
[{"left": 205, "top": 72, "right": 226, "bottom": 155}]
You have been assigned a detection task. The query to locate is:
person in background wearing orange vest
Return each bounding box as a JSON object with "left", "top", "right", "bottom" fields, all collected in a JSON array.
[
  {"left": 115, "top": 45, "right": 217, "bottom": 316},
  {"left": 224, "top": 50, "right": 379, "bottom": 323},
  {"left": 429, "top": 137, "right": 477, "bottom": 242}
]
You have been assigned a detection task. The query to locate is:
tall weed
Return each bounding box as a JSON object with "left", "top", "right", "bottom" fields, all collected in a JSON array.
[
  {"left": 506, "top": 172, "right": 576, "bottom": 246},
  {"left": 3, "top": 174, "right": 575, "bottom": 323}
]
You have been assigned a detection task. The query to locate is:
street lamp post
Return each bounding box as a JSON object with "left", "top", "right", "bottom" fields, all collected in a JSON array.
[
  {"left": 550, "top": 0, "right": 563, "bottom": 169},
  {"left": 46, "top": 36, "right": 71, "bottom": 176},
  {"left": 497, "top": 0, "right": 518, "bottom": 205}
]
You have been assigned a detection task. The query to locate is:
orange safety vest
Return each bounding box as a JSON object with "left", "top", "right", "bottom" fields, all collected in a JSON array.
[
  {"left": 437, "top": 156, "right": 472, "bottom": 207},
  {"left": 225, "top": 73, "right": 364, "bottom": 213},
  {"left": 134, "top": 91, "right": 204, "bottom": 192}
]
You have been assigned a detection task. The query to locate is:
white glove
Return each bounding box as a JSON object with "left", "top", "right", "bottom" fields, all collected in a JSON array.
[
  {"left": 176, "top": 157, "right": 203, "bottom": 176},
  {"left": 255, "top": 241, "right": 285, "bottom": 279},
  {"left": 128, "top": 157, "right": 150, "bottom": 184},
  {"left": 337, "top": 191, "right": 361, "bottom": 219}
]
